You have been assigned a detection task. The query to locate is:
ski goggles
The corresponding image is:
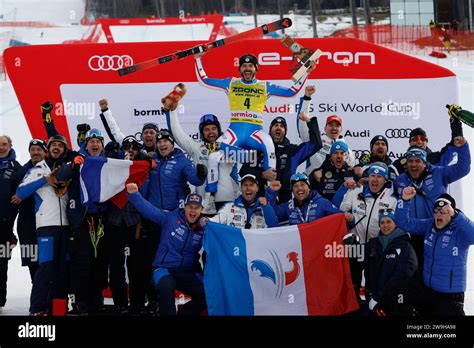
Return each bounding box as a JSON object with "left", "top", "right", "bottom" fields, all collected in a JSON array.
[
  {"left": 85, "top": 129, "right": 104, "bottom": 141},
  {"left": 434, "top": 205, "right": 451, "bottom": 215},
  {"left": 290, "top": 173, "right": 310, "bottom": 186},
  {"left": 405, "top": 148, "right": 427, "bottom": 162},
  {"left": 200, "top": 114, "right": 218, "bottom": 124},
  {"left": 433, "top": 198, "right": 452, "bottom": 215}
]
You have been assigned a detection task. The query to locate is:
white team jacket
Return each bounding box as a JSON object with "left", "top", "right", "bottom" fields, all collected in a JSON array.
[
  {"left": 339, "top": 185, "right": 397, "bottom": 244},
  {"left": 210, "top": 201, "right": 269, "bottom": 229},
  {"left": 17, "top": 160, "right": 69, "bottom": 228},
  {"left": 297, "top": 98, "right": 357, "bottom": 174},
  {"left": 168, "top": 109, "right": 239, "bottom": 213}
]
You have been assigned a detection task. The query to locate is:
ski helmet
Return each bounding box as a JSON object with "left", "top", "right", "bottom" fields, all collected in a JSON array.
[
  {"left": 47, "top": 134, "right": 68, "bottom": 150},
  {"left": 199, "top": 114, "right": 222, "bottom": 141},
  {"left": 85, "top": 128, "right": 104, "bottom": 146},
  {"left": 238, "top": 54, "right": 258, "bottom": 71}
]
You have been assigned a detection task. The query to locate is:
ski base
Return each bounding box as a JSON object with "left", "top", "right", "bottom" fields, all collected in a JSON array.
[{"left": 118, "top": 18, "right": 292, "bottom": 77}]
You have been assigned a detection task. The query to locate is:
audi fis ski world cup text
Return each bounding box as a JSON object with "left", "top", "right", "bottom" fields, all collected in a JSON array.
[{"left": 318, "top": 101, "right": 420, "bottom": 119}]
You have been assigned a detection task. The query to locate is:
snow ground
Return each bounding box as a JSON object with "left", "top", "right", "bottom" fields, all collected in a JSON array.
[{"left": 0, "top": 3, "right": 472, "bottom": 315}]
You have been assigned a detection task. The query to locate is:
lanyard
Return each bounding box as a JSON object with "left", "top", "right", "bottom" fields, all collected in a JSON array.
[{"left": 295, "top": 201, "right": 312, "bottom": 223}]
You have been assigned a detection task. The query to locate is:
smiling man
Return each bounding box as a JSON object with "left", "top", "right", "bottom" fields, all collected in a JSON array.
[
  {"left": 211, "top": 174, "right": 278, "bottom": 229},
  {"left": 395, "top": 189, "right": 474, "bottom": 315},
  {"left": 393, "top": 138, "right": 471, "bottom": 274},
  {"left": 303, "top": 113, "right": 357, "bottom": 175},
  {"left": 164, "top": 85, "right": 239, "bottom": 214},
  {"left": 126, "top": 183, "right": 207, "bottom": 316},
  {"left": 310, "top": 140, "right": 360, "bottom": 202},
  {"left": 266, "top": 172, "right": 353, "bottom": 226},
  {"left": 195, "top": 51, "right": 317, "bottom": 195},
  {"left": 12, "top": 139, "right": 49, "bottom": 283}
]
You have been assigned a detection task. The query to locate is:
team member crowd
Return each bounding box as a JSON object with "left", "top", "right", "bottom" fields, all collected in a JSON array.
[{"left": 0, "top": 54, "right": 472, "bottom": 317}]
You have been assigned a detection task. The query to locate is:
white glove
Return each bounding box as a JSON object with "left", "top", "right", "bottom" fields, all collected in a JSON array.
[{"left": 369, "top": 298, "right": 378, "bottom": 311}]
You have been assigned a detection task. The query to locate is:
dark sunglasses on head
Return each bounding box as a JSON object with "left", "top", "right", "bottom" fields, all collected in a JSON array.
[{"left": 410, "top": 135, "right": 428, "bottom": 142}]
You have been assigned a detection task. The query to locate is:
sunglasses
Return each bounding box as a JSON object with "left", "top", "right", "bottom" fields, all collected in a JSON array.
[
  {"left": 434, "top": 205, "right": 450, "bottom": 215},
  {"left": 379, "top": 208, "right": 394, "bottom": 214},
  {"left": 410, "top": 135, "right": 428, "bottom": 142}
]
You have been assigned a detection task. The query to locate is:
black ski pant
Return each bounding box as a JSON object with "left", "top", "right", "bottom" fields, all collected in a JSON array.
[
  {"left": 108, "top": 223, "right": 146, "bottom": 308},
  {"left": 0, "top": 220, "right": 14, "bottom": 307},
  {"left": 141, "top": 220, "right": 161, "bottom": 305},
  {"left": 388, "top": 277, "right": 465, "bottom": 316},
  {"left": 68, "top": 216, "right": 109, "bottom": 313},
  {"left": 153, "top": 268, "right": 206, "bottom": 316}
]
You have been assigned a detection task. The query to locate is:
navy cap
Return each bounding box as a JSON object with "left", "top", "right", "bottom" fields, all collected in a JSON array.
[{"left": 185, "top": 193, "right": 203, "bottom": 207}]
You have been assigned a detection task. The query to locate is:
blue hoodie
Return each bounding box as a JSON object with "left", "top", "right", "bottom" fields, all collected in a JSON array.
[
  {"left": 143, "top": 148, "right": 205, "bottom": 210},
  {"left": 128, "top": 191, "right": 204, "bottom": 271},
  {"left": 395, "top": 198, "right": 474, "bottom": 293}
]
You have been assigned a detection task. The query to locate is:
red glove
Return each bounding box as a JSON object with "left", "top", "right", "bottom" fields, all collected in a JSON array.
[
  {"left": 71, "top": 155, "right": 85, "bottom": 171},
  {"left": 147, "top": 159, "right": 157, "bottom": 170}
]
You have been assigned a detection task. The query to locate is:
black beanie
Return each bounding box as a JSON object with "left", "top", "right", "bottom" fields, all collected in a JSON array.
[
  {"left": 409, "top": 128, "right": 428, "bottom": 140},
  {"left": 29, "top": 138, "right": 48, "bottom": 153},
  {"left": 269, "top": 117, "right": 288, "bottom": 135},
  {"left": 370, "top": 135, "right": 389, "bottom": 151},
  {"left": 434, "top": 193, "right": 456, "bottom": 210},
  {"left": 156, "top": 129, "right": 175, "bottom": 145}
]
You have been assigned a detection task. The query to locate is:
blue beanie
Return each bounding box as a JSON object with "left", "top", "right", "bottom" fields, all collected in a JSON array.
[
  {"left": 367, "top": 162, "right": 389, "bottom": 180},
  {"left": 330, "top": 141, "right": 349, "bottom": 155},
  {"left": 405, "top": 146, "right": 427, "bottom": 163},
  {"left": 379, "top": 209, "right": 395, "bottom": 223}
]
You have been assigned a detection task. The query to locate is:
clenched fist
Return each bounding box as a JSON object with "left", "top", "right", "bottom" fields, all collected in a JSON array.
[
  {"left": 402, "top": 186, "right": 416, "bottom": 201},
  {"left": 304, "top": 85, "right": 316, "bottom": 97},
  {"left": 268, "top": 180, "right": 282, "bottom": 192},
  {"left": 126, "top": 183, "right": 138, "bottom": 194},
  {"left": 99, "top": 99, "right": 108, "bottom": 111}
]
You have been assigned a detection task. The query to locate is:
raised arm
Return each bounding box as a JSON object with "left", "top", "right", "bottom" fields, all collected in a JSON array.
[
  {"left": 297, "top": 85, "right": 315, "bottom": 142},
  {"left": 264, "top": 183, "right": 290, "bottom": 222},
  {"left": 165, "top": 109, "right": 200, "bottom": 158},
  {"left": 441, "top": 140, "right": 470, "bottom": 185},
  {"left": 127, "top": 185, "right": 167, "bottom": 226},
  {"left": 195, "top": 56, "right": 232, "bottom": 92},
  {"left": 394, "top": 187, "right": 432, "bottom": 236},
  {"left": 98, "top": 99, "right": 126, "bottom": 144}
]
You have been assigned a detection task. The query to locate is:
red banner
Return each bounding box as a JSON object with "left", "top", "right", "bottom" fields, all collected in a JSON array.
[{"left": 3, "top": 38, "right": 456, "bottom": 153}]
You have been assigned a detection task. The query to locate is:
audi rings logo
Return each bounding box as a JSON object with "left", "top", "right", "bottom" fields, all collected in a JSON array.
[
  {"left": 88, "top": 55, "right": 133, "bottom": 71},
  {"left": 385, "top": 128, "right": 412, "bottom": 139}
]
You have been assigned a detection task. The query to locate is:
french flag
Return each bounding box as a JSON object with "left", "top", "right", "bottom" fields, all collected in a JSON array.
[
  {"left": 203, "top": 214, "right": 359, "bottom": 315},
  {"left": 80, "top": 156, "right": 151, "bottom": 209}
]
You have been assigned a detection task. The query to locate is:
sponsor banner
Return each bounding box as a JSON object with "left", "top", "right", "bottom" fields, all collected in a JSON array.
[{"left": 98, "top": 15, "right": 223, "bottom": 43}]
